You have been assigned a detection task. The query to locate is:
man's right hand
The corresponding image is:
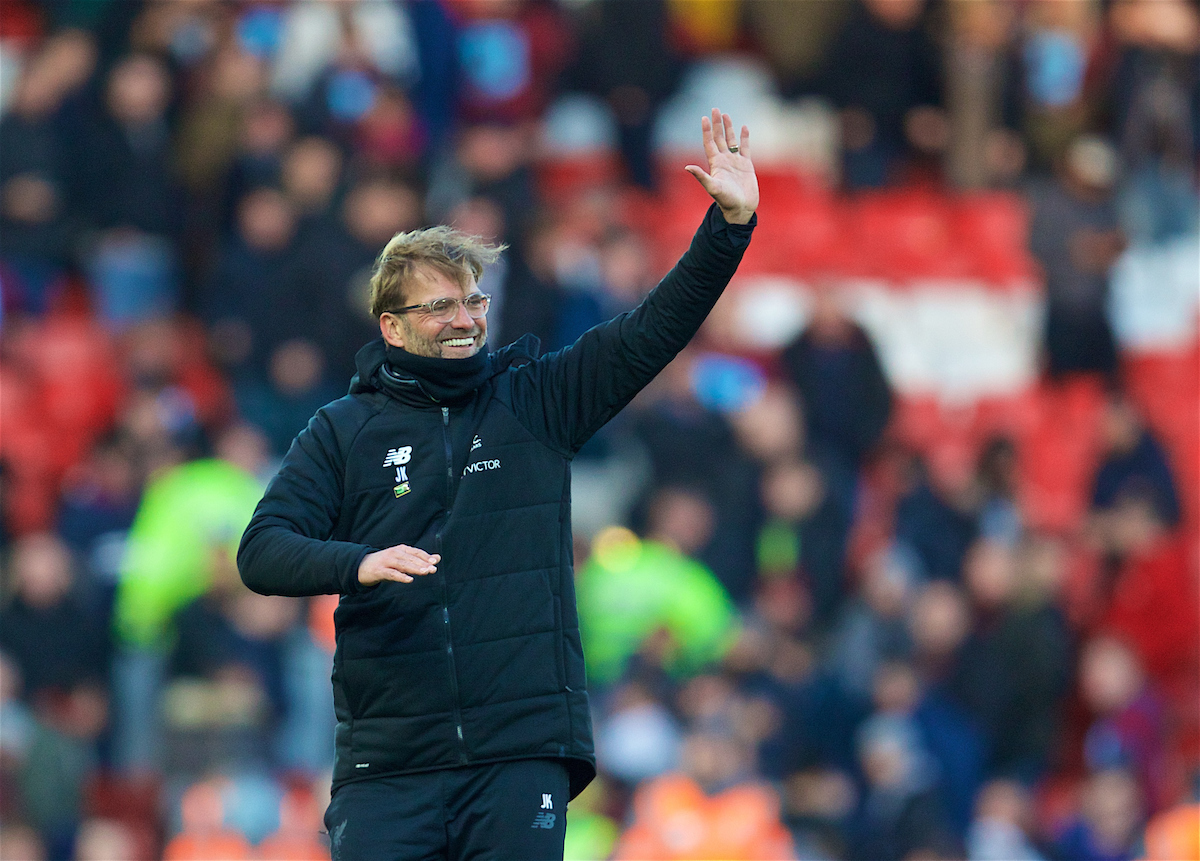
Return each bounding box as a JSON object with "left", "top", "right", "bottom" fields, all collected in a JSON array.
[{"left": 358, "top": 545, "right": 440, "bottom": 586}]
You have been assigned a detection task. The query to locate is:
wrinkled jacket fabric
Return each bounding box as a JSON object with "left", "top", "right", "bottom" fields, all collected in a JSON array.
[{"left": 238, "top": 206, "right": 753, "bottom": 798}]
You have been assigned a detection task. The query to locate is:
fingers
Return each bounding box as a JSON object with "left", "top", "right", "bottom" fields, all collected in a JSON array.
[
  {"left": 359, "top": 545, "right": 441, "bottom": 586},
  {"left": 702, "top": 109, "right": 746, "bottom": 157},
  {"left": 737, "top": 124, "right": 751, "bottom": 160},
  {"left": 700, "top": 113, "right": 719, "bottom": 160},
  {"left": 722, "top": 112, "right": 737, "bottom": 151}
]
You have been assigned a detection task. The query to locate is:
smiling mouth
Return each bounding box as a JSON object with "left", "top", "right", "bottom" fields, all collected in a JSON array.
[{"left": 441, "top": 337, "right": 476, "bottom": 348}]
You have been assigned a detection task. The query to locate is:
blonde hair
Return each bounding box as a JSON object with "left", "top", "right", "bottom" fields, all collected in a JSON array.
[{"left": 368, "top": 226, "right": 505, "bottom": 318}]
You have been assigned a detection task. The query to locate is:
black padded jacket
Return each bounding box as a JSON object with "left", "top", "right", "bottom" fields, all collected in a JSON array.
[{"left": 237, "top": 205, "right": 754, "bottom": 798}]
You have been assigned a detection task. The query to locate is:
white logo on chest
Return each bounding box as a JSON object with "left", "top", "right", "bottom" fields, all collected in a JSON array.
[{"left": 462, "top": 458, "right": 501, "bottom": 475}]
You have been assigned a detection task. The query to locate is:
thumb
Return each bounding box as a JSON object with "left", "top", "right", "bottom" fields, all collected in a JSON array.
[{"left": 685, "top": 165, "right": 715, "bottom": 194}]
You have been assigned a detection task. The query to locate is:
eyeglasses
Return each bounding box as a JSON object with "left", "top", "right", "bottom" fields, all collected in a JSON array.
[{"left": 389, "top": 293, "right": 491, "bottom": 324}]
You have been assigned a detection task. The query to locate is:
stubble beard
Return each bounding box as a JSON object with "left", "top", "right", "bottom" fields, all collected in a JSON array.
[{"left": 400, "top": 320, "right": 486, "bottom": 358}]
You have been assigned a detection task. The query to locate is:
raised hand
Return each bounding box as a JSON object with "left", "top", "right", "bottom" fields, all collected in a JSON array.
[
  {"left": 685, "top": 108, "right": 759, "bottom": 225},
  {"left": 358, "top": 544, "right": 440, "bottom": 586}
]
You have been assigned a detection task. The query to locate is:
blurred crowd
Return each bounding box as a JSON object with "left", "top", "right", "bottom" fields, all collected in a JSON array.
[{"left": 1, "top": 0, "right": 1198, "bottom": 859}]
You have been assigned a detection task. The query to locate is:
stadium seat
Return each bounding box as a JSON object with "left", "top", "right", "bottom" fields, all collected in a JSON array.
[
  {"left": 954, "top": 191, "right": 1041, "bottom": 286},
  {"left": 1017, "top": 376, "right": 1106, "bottom": 532},
  {"left": 535, "top": 151, "right": 625, "bottom": 205},
  {"left": 850, "top": 189, "right": 973, "bottom": 281}
]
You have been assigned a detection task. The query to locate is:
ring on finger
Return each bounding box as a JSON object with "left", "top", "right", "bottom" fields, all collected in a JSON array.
[{"left": 728, "top": 145, "right": 740, "bottom": 154}]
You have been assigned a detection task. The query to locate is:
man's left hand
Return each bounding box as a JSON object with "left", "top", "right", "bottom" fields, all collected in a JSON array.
[{"left": 685, "top": 108, "right": 759, "bottom": 225}]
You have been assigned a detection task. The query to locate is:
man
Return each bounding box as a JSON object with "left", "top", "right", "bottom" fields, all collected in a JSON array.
[{"left": 238, "top": 109, "right": 758, "bottom": 860}]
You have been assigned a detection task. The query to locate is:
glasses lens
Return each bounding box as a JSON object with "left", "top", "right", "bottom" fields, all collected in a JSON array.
[
  {"left": 429, "top": 298, "right": 458, "bottom": 322},
  {"left": 464, "top": 294, "right": 489, "bottom": 317}
]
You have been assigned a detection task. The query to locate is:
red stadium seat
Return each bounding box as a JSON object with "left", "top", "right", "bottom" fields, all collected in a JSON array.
[
  {"left": 850, "top": 189, "right": 973, "bottom": 281},
  {"left": 1017, "top": 376, "right": 1106, "bottom": 531},
  {"left": 954, "top": 192, "right": 1041, "bottom": 286},
  {"left": 535, "top": 151, "right": 625, "bottom": 205}
]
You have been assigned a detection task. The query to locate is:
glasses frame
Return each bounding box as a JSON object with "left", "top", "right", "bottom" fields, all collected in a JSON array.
[{"left": 389, "top": 293, "right": 492, "bottom": 324}]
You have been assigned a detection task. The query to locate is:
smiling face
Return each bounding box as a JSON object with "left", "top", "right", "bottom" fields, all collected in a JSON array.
[{"left": 379, "top": 265, "right": 488, "bottom": 359}]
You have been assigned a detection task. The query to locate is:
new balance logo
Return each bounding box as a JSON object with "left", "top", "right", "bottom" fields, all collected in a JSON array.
[
  {"left": 383, "top": 446, "right": 412, "bottom": 467},
  {"left": 531, "top": 811, "right": 556, "bottom": 830}
]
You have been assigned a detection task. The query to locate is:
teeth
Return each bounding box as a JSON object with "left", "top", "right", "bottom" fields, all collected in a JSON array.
[{"left": 442, "top": 338, "right": 474, "bottom": 347}]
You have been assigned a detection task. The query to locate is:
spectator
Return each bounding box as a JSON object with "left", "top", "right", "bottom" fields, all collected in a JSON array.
[
  {"left": 780, "top": 288, "right": 893, "bottom": 616},
  {"left": 0, "top": 30, "right": 96, "bottom": 314},
  {"left": 908, "top": 580, "right": 971, "bottom": 697},
  {"left": 199, "top": 186, "right": 301, "bottom": 382},
  {"left": 966, "top": 778, "right": 1049, "bottom": 861},
  {"left": 1078, "top": 635, "right": 1174, "bottom": 815},
  {"left": 846, "top": 712, "right": 958, "bottom": 861},
  {"left": 452, "top": 0, "right": 573, "bottom": 126},
  {"left": 494, "top": 209, "right": 568, "bottom": 350},
  {"left": 1140, "top": 801, "right": 1200, "bottom": 861},
  {"left": 871, "top": 658, "right": 986, "bottom": 837},
  {"left": 1098, "top": 491, "right": 1198, "bottom": 699},
  {"left": 1027, "top": 134, "right": 1125, "bottom": 378},
  {"left": 568, "top": 0, "right": 682, "bottom": 188},
  {"left": 628, "top": 350, "right": 763, "bottom": 605},
  {"left": 79, "top": 52, "right": 183, "bottom": 326},
  {"left": 1013, "top": 0, "right": 1106, "bottom": 171},
  {"left": 943, "top": 0, "right": 1024, "bottom": 189},
  {"left": 218, "top": 98, "right": 295, "bottom": 234},
  {"left": 234, "top": 338, "right": 341, "bottom": 458},
  {"left": 827, "top": 543, "right": 918, "bottom": 703},
  {"left": 951, "top": 538, "right": 1071, "bottom": 780},
  {"left": 894, "top": 450, "right": 978, "bottom": 582},
  {"left": 169, "top": 523, "right": 301, "bottom": 750},
  {"left": 972, "top": 436, "right": 1023, "bottom": 546},
  {"left": 0, "top": 533, "right": 109, "bottom": 706},
  {"left": 0, "top": 643, "right": 103, "bottom": 860},
  {"left": 55, "top": 432, "right": 141, "bottom": 620},
  {"left": 780, "top": 288, "right": 893, "bottom": 472},
  {"left": 72, "top": 817, "right": 141, "bottom": 861},
  {"left": 1108, "top": 0, "right": 1200, "bottom": 245},
  {"left": 594, "top": 680, "right": 683, "bottom": 788},
  {"left": 1053, "top": 766, "right": 1145, "bottom": 861},
  {"left": 426, "top": 123, "right": 538, "bottom": 239},
  {"left": 744, "top": 0, "right": 851, "bottom": 99},
  {"left": 269, "top": 0, "right": 419, "bottom": 111},
  {"left": 278, "top": 134, "right": 344, "bottom": 240},
  {"left": 576, "top": 526, "right": 739, "bottom": 689},
  {"left": 824, "top": 0, "right": 944, "bottom": 187},
  {"left": 1090, "top": 393, "right": 1182, "bottom": 527}
]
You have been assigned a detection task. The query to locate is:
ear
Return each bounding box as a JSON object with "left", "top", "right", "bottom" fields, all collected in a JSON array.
[{"left": 380, "top": 313, "right": 406, "bottom": 348}]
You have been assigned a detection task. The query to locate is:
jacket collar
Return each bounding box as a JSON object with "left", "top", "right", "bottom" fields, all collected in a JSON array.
[{"left": 349, "top": 336, "right": 540, "bottom": 406}]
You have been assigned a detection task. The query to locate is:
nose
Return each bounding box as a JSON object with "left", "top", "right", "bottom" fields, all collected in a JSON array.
[{"left": 449, "top": 299, "right": 475, "bottom": 329}]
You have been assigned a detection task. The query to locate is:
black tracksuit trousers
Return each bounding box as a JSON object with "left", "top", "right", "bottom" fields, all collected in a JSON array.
[{"left": 324, "top": 759, "right": 569, "bottom": 861}]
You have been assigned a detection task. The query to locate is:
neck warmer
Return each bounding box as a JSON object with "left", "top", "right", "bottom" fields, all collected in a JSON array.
[{"left": 382, "top": 343, "right": 492, "bottom": 404}]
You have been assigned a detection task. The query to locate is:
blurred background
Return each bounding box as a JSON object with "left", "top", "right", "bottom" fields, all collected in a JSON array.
[{"left": 0, "top": 0, "right": 1197, "bottom": 859}]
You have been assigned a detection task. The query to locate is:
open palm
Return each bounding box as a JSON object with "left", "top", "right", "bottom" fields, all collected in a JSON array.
[{"left": 685, "top": 108, "right": 760, "bottom": 225}]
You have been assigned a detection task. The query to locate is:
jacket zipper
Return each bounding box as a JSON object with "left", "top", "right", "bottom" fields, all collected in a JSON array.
[{"left": 438, "top": 405, "right": 468, "bottom": 763}]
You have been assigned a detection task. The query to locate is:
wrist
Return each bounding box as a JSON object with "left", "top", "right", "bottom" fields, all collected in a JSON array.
[{"left": 719, "top": 205, "right": 755, "bottom": 225}]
